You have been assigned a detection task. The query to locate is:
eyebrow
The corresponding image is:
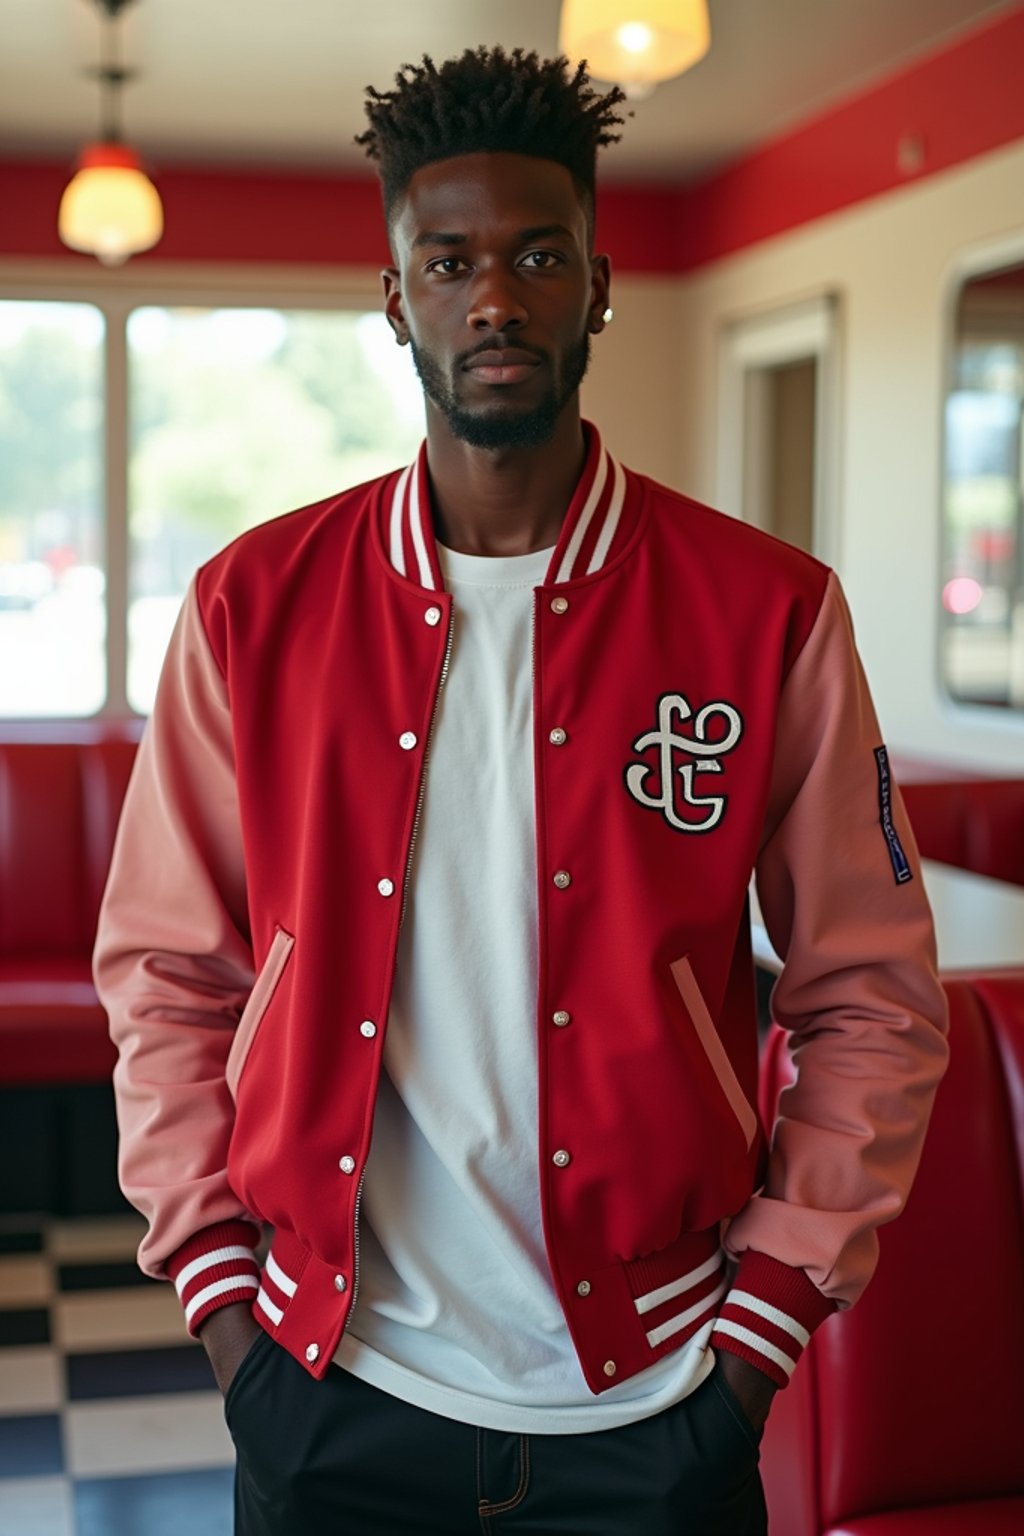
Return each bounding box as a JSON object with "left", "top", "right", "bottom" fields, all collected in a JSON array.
[
  {"left": 518, "top": 224, "right": 575, "bottom": 243},
  {"left": 412, "top": 223, "right": 576, "bottom": 250},
  {"left": 413, "top": 231, "right": 467, "bottom": 249}
]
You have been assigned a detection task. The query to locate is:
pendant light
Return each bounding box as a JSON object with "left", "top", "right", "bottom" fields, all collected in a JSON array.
[
  {"left": 559, "top": 0, "right": 711, "bottom": 99},
  {"left": 58, "top": 0, "right": 163, "bottom": 265}
]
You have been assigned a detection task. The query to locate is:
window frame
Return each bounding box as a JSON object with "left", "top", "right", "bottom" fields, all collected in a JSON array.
[
  {"left": 938, "top": 231, "right": 1024, "bottom": 725},
  {"left": 0, "top": 259, "right": 387, "bottom": 722}
]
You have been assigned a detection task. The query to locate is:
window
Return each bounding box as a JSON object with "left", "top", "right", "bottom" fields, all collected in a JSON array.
[
  {"left": 0, "top": 285, "right": 424, "bottom": 719},
  {"left": 126, "top": 305, "right": 423, "bottom": 711},
  {"left": 0, "top": 301, "right": 105, "bottom": 716},
  {"left": 941, "top": 260, "right": 1024, "bottom": 710}
]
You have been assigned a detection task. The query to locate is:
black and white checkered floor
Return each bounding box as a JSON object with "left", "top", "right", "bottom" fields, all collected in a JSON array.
[{"left": 0, "top": 1216, "right": 233, "bottom": 1536}]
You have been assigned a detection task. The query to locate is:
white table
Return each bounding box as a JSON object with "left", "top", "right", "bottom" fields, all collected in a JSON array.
[{"left": 750, "top": 858, "right": 1024, "bottom": 977}]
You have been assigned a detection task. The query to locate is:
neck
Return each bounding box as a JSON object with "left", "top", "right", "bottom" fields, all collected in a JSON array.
[{"left": 424, "top": 402, "right": 587, "bottom": 557}]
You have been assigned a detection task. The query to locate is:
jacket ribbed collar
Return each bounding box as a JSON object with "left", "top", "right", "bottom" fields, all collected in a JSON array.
[{"left": 378, "top": 421, "right": 639, "bottom": 593}]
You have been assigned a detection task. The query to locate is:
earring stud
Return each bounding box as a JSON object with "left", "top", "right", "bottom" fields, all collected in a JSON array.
[{"left": 602, "top": 307, "right": 614, "bottom": 323}]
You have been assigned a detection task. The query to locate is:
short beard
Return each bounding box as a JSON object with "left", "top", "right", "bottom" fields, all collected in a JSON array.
[{"left": 409, "top": 332, "right": 591, "bottom": 450}]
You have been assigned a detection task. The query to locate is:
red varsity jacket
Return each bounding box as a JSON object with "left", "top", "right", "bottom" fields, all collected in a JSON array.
[{"left": 94, "top": 423, "right": 948, "bottom": 1394}]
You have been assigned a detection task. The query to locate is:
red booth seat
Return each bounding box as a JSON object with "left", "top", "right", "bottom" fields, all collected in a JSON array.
[
  {"left": 0, "top": 737, "right": 138, "bottom": 1084},
  {"left": 758, "top": 974, "right": 1024, "bottom": 1534},
  {"left": 899, "top": 778, "right": 1024, "bottom": 886}
]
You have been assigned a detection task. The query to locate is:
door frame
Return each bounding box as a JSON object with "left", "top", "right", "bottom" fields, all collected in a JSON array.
[{"left": 717, "top": 294, "right": 842, "bottom": 566}]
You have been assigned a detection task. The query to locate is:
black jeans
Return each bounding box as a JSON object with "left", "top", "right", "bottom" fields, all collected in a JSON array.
[{"left": 226, "top": 1332, "right": 767, "bottom": 1535}]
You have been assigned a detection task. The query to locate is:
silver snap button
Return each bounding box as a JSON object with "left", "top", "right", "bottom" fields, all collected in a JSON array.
[
  {"left": 334, "top": 1274, "right": 347, "bottom": 1293},
  {"left": 360, "top": 1020, "right": 377, "bottom": 1039},
  {"left": 550, "top": 596, "right": 569, "bottom": 614},
  {"left": 306, "top": 1343, "right": 320, "bottom": 1363},
  {"left": 399, "top": 732, "right": 417, "bottom": 750},
  {"left": 424, "top": 606, "right": 442, "bottom": 626},
  {"left": 552, "top": 1149, "right": 571, "bottom": 1168},
  {"left": 577, "top": 1280, "right": 591, "bottom": 1297},
  {"left": 603, "top": 1360, "right": 617, "bottom": 1377},
  {"left": 338, "top": 1155, "right": 356, "bottom": 1174},
  {"left": 553, "top": 870, "right": 572, "bottom": 890},
  {"left": 552, "top": 1010, "right": 571, "bottom": 1028},
  {"left": 549, "top": 727, "right": 567, "bottom": 746},
  {"left": 378, "top": 878, "right": 395, "bottom": 897}
]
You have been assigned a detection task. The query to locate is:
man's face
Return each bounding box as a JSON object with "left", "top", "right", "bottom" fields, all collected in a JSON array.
[{"left": 383, "top": 152, "right": 611, "bottom": 449}]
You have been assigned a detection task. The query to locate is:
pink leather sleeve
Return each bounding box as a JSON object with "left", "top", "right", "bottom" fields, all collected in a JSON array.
[
  {"left": 93, "top": 580, "right": 261, "bottom": 1289},
  {"left": 724, "top": 573, "right": 949, "bottom": 1329}
]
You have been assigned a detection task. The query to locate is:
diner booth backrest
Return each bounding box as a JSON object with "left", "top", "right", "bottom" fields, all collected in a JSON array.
[
  {"left": 0, "top": 739, "right": 138, "bottom": 959},
  {"left": 0, "top": 738, "right": 138, "bottom": 1085},
  {"left": 0, "top": 737, "right": 139, "bottom": 1211},
  {"left": 899, "top": 778, "right": 1024, "bottom": 887},
  {"left": 758, "top": 975, "right": 1024, "bottom": 1535}
]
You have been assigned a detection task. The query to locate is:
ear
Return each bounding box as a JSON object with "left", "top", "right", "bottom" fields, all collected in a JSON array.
[
  {"left": 587, "top": 253, "right": 613, "bottom": 334},
  {"left": 382, "top": 267, "right": 409, "bottom": 345}
]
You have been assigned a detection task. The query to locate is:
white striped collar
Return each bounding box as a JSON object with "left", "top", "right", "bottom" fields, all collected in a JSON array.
[{"left": 380, "top": 422, "right": 636, "bottom": 593}]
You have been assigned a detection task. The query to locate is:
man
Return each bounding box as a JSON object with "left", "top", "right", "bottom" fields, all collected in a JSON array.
[{"left": 94, "top": 46, "right": 949, "bottom": 1535}]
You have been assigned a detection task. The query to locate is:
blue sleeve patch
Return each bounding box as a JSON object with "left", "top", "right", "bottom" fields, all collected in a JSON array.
[{"left": 874, "top": 746, "right": 913, "bottom": 885}]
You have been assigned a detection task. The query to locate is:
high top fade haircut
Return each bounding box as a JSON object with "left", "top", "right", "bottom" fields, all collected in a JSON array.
[{"left": 356, "top": 46, "right": 627, "bottom": 240}]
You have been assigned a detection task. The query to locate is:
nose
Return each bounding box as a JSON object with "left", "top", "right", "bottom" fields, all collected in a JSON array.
[{"left": 467, "top": 267, "right": 528, "bottom": 332}]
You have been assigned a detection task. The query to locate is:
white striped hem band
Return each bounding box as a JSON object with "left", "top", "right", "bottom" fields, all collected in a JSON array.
[
  {"left": 645, "top": 1278, "right": 726, "bottom": 1348},
  {"left": 633, "top": 1248, "right": 724, "bottom": 1316},
  {"left": 256, "top": 1286, "right": 284, "bottom": 1326},
  {"left": 265, "top": 1250, "right": 298, "bottom": 1298}
]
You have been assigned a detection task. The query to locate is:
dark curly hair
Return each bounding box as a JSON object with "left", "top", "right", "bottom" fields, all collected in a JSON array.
[{"left": 357, "top": 46, "right": 626, "bottom": 236}]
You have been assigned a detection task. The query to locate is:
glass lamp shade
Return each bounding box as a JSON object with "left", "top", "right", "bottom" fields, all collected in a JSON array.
[
  {"left": 58, "top": 143, "right": 164, "bottom": 265},
  {"left": 559, "top": 0, "right": 710, "bottom": 94}
]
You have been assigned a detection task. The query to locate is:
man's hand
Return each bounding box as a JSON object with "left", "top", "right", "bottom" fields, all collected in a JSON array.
[
  {"left": 198, "top": 1301, "right": 262, "bottom": 1398},
  {"left": 715, "top": 1350, "right": 778, "bottom": 1435}
]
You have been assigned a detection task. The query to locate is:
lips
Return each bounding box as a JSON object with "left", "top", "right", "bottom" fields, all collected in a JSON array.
[{"left": 463, "top": 348, "right": 542, "bottom": 385}]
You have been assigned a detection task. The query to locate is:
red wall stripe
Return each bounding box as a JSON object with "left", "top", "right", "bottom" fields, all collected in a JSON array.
[
  {"left": 0, "top": 158, "right": 679, "bottom": 274},
  {"left": 0, "top": 161, "right": 390, "bottom": 268},
  {"left": 1, "top": 5, "right": 1022, "bottom": 277},
  {"left": 674, "top": 2, "right": 1024, "bottom": 272}
]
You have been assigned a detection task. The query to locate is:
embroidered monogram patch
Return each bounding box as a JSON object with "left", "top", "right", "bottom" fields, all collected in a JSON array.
[{"left": 624, "top": 693, "right": 743, "bottom": 833}]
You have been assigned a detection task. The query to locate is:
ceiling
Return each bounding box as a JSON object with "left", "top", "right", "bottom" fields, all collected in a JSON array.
[{"left": 0, "top": 0, "right": 1017, "bottom": 183}]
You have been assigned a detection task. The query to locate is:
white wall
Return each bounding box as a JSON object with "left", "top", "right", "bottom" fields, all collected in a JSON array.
[
  {"left": 665, "top": 138, "right": 1024, "bottom": 772},
  {"left": 581, "top": 273, "right": 686, "bottom": 491}
]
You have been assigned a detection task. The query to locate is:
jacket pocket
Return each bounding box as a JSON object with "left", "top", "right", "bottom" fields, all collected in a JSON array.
[
  {"left": 226, "top": 926, "right": 295, "bottom": 1100},
  {"left": 669, "top": 956, "right": 758, "bottom": 1151}
]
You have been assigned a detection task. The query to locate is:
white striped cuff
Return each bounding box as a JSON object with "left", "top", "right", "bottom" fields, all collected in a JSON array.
[{"left": 183, "top": 1273, "right": 259, "bottom": 1327}]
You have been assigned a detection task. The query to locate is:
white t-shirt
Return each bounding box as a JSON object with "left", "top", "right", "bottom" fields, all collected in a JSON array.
[{"left": 335, "top": 541, "right": 714, "bottom": 1433}]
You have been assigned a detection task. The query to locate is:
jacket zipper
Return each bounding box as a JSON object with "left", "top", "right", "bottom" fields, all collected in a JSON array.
[
  {"left": 344, "top": 602, "right": 455, "bottom": 1336},
  {"left": 348, "top": 1167, "right": 366, "bottom": 1320}
]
